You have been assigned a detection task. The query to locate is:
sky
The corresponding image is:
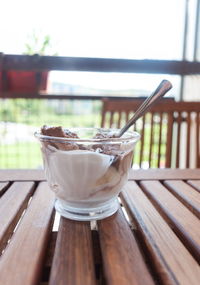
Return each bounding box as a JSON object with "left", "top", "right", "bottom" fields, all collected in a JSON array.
[
  {"left": 0, "top": 0, "right": 185, "bottom": 59},
  {"left": 0, "top": 0, "right": 186, "bottom": 96}
]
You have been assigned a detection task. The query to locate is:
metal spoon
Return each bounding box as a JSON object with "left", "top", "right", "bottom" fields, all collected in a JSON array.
[{"left": 116, "top": 79, "right": 172, "bottom": 137}]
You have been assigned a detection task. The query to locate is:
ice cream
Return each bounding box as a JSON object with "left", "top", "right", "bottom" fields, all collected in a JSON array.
[{"left": 36, "top": 125, "right": 139, "bottom": 220}]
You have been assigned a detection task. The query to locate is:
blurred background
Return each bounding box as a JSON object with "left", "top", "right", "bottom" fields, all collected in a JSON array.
[{"left": 0, "top": 0, "right": 199, "bottom": 168}]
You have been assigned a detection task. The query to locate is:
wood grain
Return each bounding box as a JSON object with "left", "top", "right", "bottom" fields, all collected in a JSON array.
[
  {"left": 140, "top": 180, "right": 200, "bottom": 262},
  {"left": 49, "top": 217, "right": 96, "bottom": 285},
  {"left": 121, "top": 181, "right": 200, "bottom": 285},
  {"left": 164, "top": 180, "right": 200, "bottom": 218},
  {"left": 0, "top": 181, "right": 35, "bottom": 253},
  {"left": 0, "top": 182, "right": 55, "bottom": 285},
  {"left": 98, "top": 209, "right": 155, "bottom": 285}
]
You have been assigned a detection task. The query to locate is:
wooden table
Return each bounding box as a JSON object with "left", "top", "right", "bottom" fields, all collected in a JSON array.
[{"left": 0, "top": 169, "right": 200, "bottom": 285}]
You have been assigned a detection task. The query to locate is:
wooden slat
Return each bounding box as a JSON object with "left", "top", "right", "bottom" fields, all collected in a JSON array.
[
  {"left": 196, "top": 112, "right": 200, "bottom": 167},
  {"left": 164, "top": 180, "right": 200, "bottom": 218},
  {"left": 140, "top": 180, "right": 200, "bottom": 262},
  {"left": 125, "top": 110, "right": 129, "bottom": 123},
  {"left": 110, "top": 111, "right": 114, "bottom": 127},
  {"left": 0, "top": 182, "right": 35, "bottom": 252},
  {"left": 139, "top": 116, "right": 146, "bottom": 167},
  {"left": 117, "top": 111, "right": 121, "bottom": 128},
  {"left": 128, "top": 168, "right": 200, "bottom": 180},
  {"left": 187, "top": 180, "right": 200, "bottom": 193},
  {"left": 0, "top": 169, "right": 45, "bottom": 182},
  {"left": 186, "top": 112, "right": 191, "bottom": 168},
  {"left": 148, "top": 112, "right": 154, "bottom": 168},
  {"left": 157, "top": 112, "right": 163, "bottom": 167},
  {"left": 132, "top": 119, "right": 139, "bottom": 165},
  {"left": 0, "top": 182, "right": 9, "bottom": 197},
  {"left": 97, "top": 209, "right": 155, "bottom": 285},
  {"left": 49, "top": 218, "right": 96, "bottom": 285},
  {"left": 176, "top": 112, "right": 182, "bottom": 168},
  {"left": 100, "top": 109, "right": 106, "bottom": 128},
  {"left": 121, "top": 181, "right": 200, "bottom": 285},
  {"left": 166, "top": 112, "right": 173, "bottom": 167},
  {"left": 0, "top": 182, "right": 55, "bottom": 285}
]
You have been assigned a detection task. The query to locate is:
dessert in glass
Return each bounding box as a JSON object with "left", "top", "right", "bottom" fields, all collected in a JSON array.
[{"left": 35, "top": 126, "right": 140, "bottom": 221}]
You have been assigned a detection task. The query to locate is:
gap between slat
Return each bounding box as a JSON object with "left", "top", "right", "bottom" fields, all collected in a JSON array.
[{"left": 0, "top": 182, "right": 12, "bottom": 197}]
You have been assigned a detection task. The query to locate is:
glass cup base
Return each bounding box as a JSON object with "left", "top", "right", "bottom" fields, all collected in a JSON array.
[{"left": 55, "top": 198, "right": 119, "bottom": 221}]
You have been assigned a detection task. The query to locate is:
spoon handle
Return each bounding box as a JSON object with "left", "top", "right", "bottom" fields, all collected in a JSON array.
[{"left": 117, "top": 79, "right": 172, "bottom": 137}]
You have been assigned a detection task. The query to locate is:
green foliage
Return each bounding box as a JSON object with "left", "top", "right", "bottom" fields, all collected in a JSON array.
[
  {"left": 0, "top": 142, "right": 42, "bottom": 168},
  {"left": 24, "top": 31, "right": 57, "bottom": 55},
  {"left": 0, "top": 98, "right": 101, "bottom": 168}
]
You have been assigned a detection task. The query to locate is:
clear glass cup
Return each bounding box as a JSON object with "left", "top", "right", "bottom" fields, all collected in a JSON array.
[{"left": 35, "top": 127, "right": 140, "bottom": 221}]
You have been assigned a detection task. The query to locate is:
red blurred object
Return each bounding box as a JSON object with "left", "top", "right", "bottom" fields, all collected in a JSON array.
[{"left": 0, "top": 71, "right": 48, "bottom": 93}]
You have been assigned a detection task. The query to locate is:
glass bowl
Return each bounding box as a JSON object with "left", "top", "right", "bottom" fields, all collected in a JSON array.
[{"left": 35, "top": 127, "right": 140, "bottom": 221}]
